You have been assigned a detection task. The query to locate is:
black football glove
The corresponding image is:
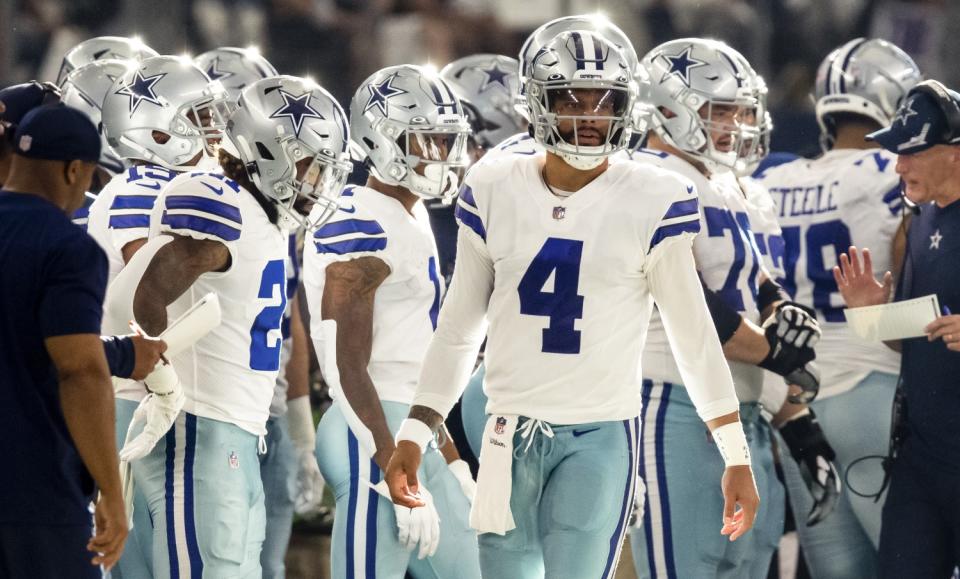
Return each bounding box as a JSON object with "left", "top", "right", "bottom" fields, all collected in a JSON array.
[
  {"left": 785, "top": 362, "right": 821, "bottom": 404},
  {"left": 779, "top": 410, "right": 841, "bottom": 526},
  {"left": 768, "top": 301, "right": 821, "bottom": 349},
  {"left": 757, "top": 325, "right": 816, "bottom": 377}
]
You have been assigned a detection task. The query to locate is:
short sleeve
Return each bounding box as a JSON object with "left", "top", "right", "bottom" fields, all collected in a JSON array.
[
  {"left": 308, "top": 187, "right": 395, "bottom": 273},
  {"left": 38, "top": 229, "right": 108, "bottom": 338},
  {"left": 157, "top": 172, "right": 243, "bottom": 257},
  {"left": 107, "top": 165, "right": 176, "bottom": 253},
  {"left": 645, "top": 177, "right": 701, "bottom": 269}
]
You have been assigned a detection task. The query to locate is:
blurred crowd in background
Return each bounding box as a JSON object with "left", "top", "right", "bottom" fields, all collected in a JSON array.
[{"left": 2, "top": 0, "right": 958, "bottom": 158}]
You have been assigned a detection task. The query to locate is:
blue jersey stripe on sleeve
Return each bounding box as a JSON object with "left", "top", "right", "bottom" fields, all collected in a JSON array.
[
  {"left": 111, "top": 195, "right": 157, "bottom": 211},
  {"left": 161, "top": 213, "right": 241, "bottom": 241},
  {"left": 313, "top": 219, "right": 385, "bottom": 240},
  {"left": 459, "top": 185, "right": 478, "bottom": 210},
  {"left": 315, "top": 237, "right": 388, "bottom": 255},
  {"left": 455, "top": 204, "right": 486, "bottom": 241},
  {"left": 882, "top": 184, "right": 903, "bottom": 215},
  {"left": 649, "top": 219, "right": 700, "bottom": 252},
  {"left": 662, "top": 198, "right": 699, "bottom": 220},
  {"left": 109, "top": 214, "right": 150, "bottom": 229},
  {"left": 165, "top": 195, "right": 242, "bottom": 225}
]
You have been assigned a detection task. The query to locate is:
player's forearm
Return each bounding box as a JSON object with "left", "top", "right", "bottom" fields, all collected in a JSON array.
[
  {"left": 338, "top": 363, "right": 397, "bottom": 469},
  {"left": 407, "top": 404, "right": 445, "bottom": 432},
  {"left": 60, "top": 363, "right": 122, "bottom": 495},
  {"left": 285, "top": 298, "right": 311, "bottom": 400},
  {"left": 722, "top": 318, "right": 770, "bottom": 365},
  {"left": 438, "top": 424, "right": 462, "bottom": 464}
]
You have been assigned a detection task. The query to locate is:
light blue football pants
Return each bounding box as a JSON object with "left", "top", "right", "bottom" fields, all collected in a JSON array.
[
  {"left": 113, "top": 397, "right": 154, "bottom": 579},
  {"left": 460, "top": 364, "right": 487, "bottom": 458},
  {"left": 260, "top": 414, "right": 297, "bottom": 579},
  {"left": 315, "top": 399, "right": 480, "bottom": 579},
  {"left": 631, "top": 381, "right": 784, "bottom": 579},
  {"left": 131, "top": 412, "right": 266, "bottom": 578},
  {"left": 778, "top": 371, "right": 897, "bottom": 579}
]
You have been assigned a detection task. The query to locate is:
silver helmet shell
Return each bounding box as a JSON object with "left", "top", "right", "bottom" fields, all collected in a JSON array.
[
  {"left": 440, "top": 54, "right": 526, "bottom": 149},
  {"left": 194, "top": 47, "right": 279, "bottom": 102},
  {"left": 642, "top": 38, "right": 757, "bottom": 173},
  {"left": 101, "top": 55, "right": 232, "bottom": 171},
  {"left": 526, "top": 30, "right": 637, "bottom": 170},
  {"left": 815, "top": 38, "right": 922, "bottom": 149},
  {"left": 60, "top": 59, "right": 132, "bottom": 176},
  {"left": 226, "top": 76, "right": 352, "bottom": 229},
  {"left": 728, "top": 49, "right": 771, "bottom": 176},
  {"left": 517, "top": 14, "right": 638, "bottom": 122},
  {"left": 349, "top": 64, "right": 471, "bottom": 202},
  {"left": 57, "top": 36, "right": 158, "bottom": 86}
]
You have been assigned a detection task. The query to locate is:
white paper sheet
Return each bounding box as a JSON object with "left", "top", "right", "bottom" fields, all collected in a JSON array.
[{"left": 844, "top": 294, "right": 941, "bottom": 341}]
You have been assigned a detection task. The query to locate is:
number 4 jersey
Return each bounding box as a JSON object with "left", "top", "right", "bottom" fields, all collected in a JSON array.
[{"left": 146, "top": 171, "right": 289, "bottom": 436}]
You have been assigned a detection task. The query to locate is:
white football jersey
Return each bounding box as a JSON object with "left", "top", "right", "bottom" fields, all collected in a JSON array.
[
  {"left": 146, "top": 171, "right": 288, "bottom": 435},
  {"left": 444, "top": 153, "right": 709, "bottom": 423},
  {"left": 304, "top": 185, "right": 444, "bottom": 406},
  {"left": 637, "top": 150, "right": 767, "bottom": 402},
  {"left": 269, "top": 232, "right": 301, "bottom": 418},
  {"left": 738, "top": 174, "right": 786, "bottom": 281},
  {"left": 756, "top": 148, "right": 902, "bottom": 396},
  {"left": 481, "top": 132, "right": 543, "bottom": 163}
]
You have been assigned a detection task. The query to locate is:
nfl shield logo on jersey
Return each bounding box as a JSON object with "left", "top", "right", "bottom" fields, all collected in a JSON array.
[
  {"left": 494, "top": 416, "right": 507, "bottom": 435},
  {"left": 552, "top": 206, "right": 566, "bottom": 220}
]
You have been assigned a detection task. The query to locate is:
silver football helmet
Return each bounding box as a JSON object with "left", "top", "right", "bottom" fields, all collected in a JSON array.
[
  {"left": 101, "top": 56, "right": 233, "bottom": 171},
  {"left": 815, "top": 38, "right": 922, "bottom": 150},
  {"left": 57, "top": 36, "right": 158, "bottom": 86},
  {"left": 526, "top": 30, "right": 637, "bottom": 170},
  {"left": 440, "top": 54, "right": 526, "bottom": 150},
  {"left": 349, "top": 64, "right": 471, "bottom": 202},
  {"left": 642, "top": 38, "right": 757, "bottom": 173},
  {"left": 226, "top": 76, "right": 352, "bottom": 228},
  {"left": 517, "top": 14, "right": 638, "bottom": 122},
  {"left": 194, "top": 47, "right": 279, "bottom": 101},
  {"left": 60, "top": 59, "right": 132, "bottom": 176}
]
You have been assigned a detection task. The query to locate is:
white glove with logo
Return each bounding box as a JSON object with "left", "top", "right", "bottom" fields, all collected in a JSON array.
[
  {"left": 369, "top": 479, "right": 440, "bottom": 559},
  {"left": 447, "top": 459, "right": 476, "bottom": 504},
  {"left": 770, "top": 302, "right": 821, "bottom": 349},
  {"left": 120, "top": 363, "right": 185, "bottom": 462},
  {"left": 287, "top": 396, "right": 327, "bottom": 516},
  {"left": 628, "top": 476, "right": 647, "bottom": 529}
]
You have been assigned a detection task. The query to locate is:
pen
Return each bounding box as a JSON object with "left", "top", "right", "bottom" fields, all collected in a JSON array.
[{"left": 943, "top": 306, "right": 952, "bottom": 316}]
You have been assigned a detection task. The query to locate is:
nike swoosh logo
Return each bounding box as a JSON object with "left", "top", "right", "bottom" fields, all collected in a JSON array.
[
  {"left": 339, "top": 205, "right": 357, "bottom": 214},
  {"left": 572, "top": 428, "right": 601, "bottom": 437},
  {"left": 686, "top": 185, "right": 694, "bottom": 194},
  {"left": 202, "top": 182, "right": 225, "bottom": 196},
  {"left": 136, "top": 181, "right": 163, "bottom": 190}
]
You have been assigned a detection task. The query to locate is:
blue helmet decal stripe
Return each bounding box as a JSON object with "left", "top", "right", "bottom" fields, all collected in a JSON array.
[
  {"left": 838, "top": 38, "right": 868, "bottom": 93},
  {"left": 718, "top": 51, "right": 742, "bottom": 87},
  {"left": 571, "top": 31, "right": 586, "bottom": 70}
]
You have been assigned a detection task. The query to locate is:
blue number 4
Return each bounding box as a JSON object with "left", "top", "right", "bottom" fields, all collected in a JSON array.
[
  {"left": 250, "top": 259, "right": 287, "bottom": 371},
  {"left": 517, "top": 238, "right": 584, "bottom": 354}
]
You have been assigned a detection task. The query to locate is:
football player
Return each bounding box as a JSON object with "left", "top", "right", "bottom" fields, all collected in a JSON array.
[
  {"left": 629, "top": 38, "right": 820, "bottom": 579},
  {"left": 304, "top": 63, "right": 480, "bottom": 579},
  {"left": 193, "top": 46, "right": 278, "bottom": 102},
  {"left": 755, "top": 38, "right": 921, "bottom": 578},
  {"left": 385, "top": 31, "right": 758, "bottom": 579},
  {"left": 111, "top": 75, "right": 351, "bottom": 576}
]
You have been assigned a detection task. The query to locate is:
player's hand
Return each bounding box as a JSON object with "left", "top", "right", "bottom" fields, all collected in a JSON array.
[
  {"left": 833, "top": 246, "right": 893, "bottom": 309},
  {"left": 447, "top": 459, "right": 476, "bottom": 504},
  {"left": 769, "top": 302, "right": 821, "bottom": 349},
  {"left": 757, "top": 326, "right": 816, "bottom": 377},
  {"left": 925, "top": 315, "right": 960, "bottom": 352},
  {"left": 778, "top": 410, "right": 841, "bottom": 526},
  {"left": 784, "top": 362, "right": 821, "bottom": 404},
  {"left": 89, "top": 489, "right": 128, "bottom": 571},
  {"left": 720, "top": 465, "right": 759, "bottom": 541},
  {"left": 294, "top": 449, "right": 327, "bottom": 516},
  {"left": 127, "top": 333, "right": 168, "bottom": 381},
  {"left": 369, "top": 480, "right": 441, "bottom": 559},
  {"left": 120, "top": 364, "right": 185, "bottom": 461},
  {"left": 385, "top": 441, "right": 426, "bottom": 508}
]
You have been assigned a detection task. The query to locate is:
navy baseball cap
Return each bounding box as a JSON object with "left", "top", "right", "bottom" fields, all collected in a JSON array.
[
  {"left": 867, "top": 83, "right": 960, "bottom": 154},
  {"left": 0, "top": 81, "right": 61, "bottom": 125},
  {"left": 13, "top": 104, "right": 101, "bottom": 163}
]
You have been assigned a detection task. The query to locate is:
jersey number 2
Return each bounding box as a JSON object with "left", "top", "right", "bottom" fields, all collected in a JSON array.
[
  {"left": 250, "top": 259, "right": 288, "bottom": 371},
  {"left": 518, "top": 238, "right": 584, "bottom": 354}
]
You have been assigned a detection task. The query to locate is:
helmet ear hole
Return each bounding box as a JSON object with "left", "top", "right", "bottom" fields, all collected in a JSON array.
[
  {"left": 255, "top": 142, "right": 274, "bottom": 160},
  {"left": 152, "top": 130, "right": 171, "bottom": 144}
]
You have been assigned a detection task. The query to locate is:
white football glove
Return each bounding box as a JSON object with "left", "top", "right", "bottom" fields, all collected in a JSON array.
[
  {"left": 368, "top": 479, "right": 440, "bottom": 559},
  {"left": 294, "top": 449, "right": 326, "bottom": 516},
  {"left": 628, "top": 477, "right": 647, "bottom": 529},
  {"left": 447, "top": 459, "right": 476, "bottom": 504},
  {"left": 119, "top": 363, "right": 185, "bottom": 462}
]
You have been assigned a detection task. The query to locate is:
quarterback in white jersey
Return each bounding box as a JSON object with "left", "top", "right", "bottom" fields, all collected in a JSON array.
[
  {"left": 754, "top": 38, "right": 920, "bottom": 578},
  {"left": 387, "top": 31, "right": 756, "bottom": 579}
]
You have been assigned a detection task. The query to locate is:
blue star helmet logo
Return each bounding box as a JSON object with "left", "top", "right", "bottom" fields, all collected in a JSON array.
[
  {"left": 270, "top": 90, "right": 324, "bottom": 137},
  {"left": 661, "top": 45, "right": 707, "bottom": 87},
  {"left": 205, "top": 57, "right": 234, "bottom": 82},
  {"left": 364, "top": 73, "right": 408, "bottom": 117},
  {"left": 477, "top": 64, "right": 511, "bottom": 92},
  {"left": 114, "top": 70, "right": 166, "bottom": 114}
]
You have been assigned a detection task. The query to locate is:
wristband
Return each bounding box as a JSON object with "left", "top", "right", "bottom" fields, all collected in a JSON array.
[
  {"left": 712, "top": 422, "right": 751, "bottom": 466},
  {"left": 396, "top": 418, "right": 435, "bottom": 454}
]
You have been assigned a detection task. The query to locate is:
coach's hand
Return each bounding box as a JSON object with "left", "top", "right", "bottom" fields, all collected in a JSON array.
[
  {"left": 128, "top": 333, "right": 167, "bottom": 381},
  {"left": 89, "top": 489, "right": 128, "bottom": 570},
  {"left": 386, "top": 441, "right": 427, "bottom": 508},
  {"left": 720, "top": 465, "right": 759, "bottom": 541},
  {"left": 926, "top": 314, "right": 960, "bottom": 352},
  {"left": 834, "top": 246, "right": 893, "bottom": 308}
]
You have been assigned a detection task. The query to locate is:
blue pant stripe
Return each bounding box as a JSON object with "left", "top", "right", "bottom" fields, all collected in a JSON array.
[
  {"left": 164, "top": 427, "right": 180, "bottom": 579},
  {"left": 346, "top": 430, "right": 359, "bottom": 579},
  {"left": 602, "top": 417, "right": 637, "bottom": 578},
  {"left": 184, "top": 414, "right": 203, "bottom": 577},
  {"left": 640, "top": 381, "right": 657, "bottom": 579},
  {"left": 656, "top": 383, "right": 678, "bottom": 579},
  {"left": 365, "top": 458, "right": 380, "bottom": 578}
]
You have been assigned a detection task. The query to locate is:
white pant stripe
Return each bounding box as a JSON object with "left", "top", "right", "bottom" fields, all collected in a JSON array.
[{"left": 642, "top": 390, "right": 669, "bottom": 577}]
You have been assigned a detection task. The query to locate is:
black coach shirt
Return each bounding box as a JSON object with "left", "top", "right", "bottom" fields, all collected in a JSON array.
[
  {"left": 897, "top": 198, "right": 960, "bottom": 471},
  {"left": 0, "top": 190, "right": 108, "bottom": 525}
]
